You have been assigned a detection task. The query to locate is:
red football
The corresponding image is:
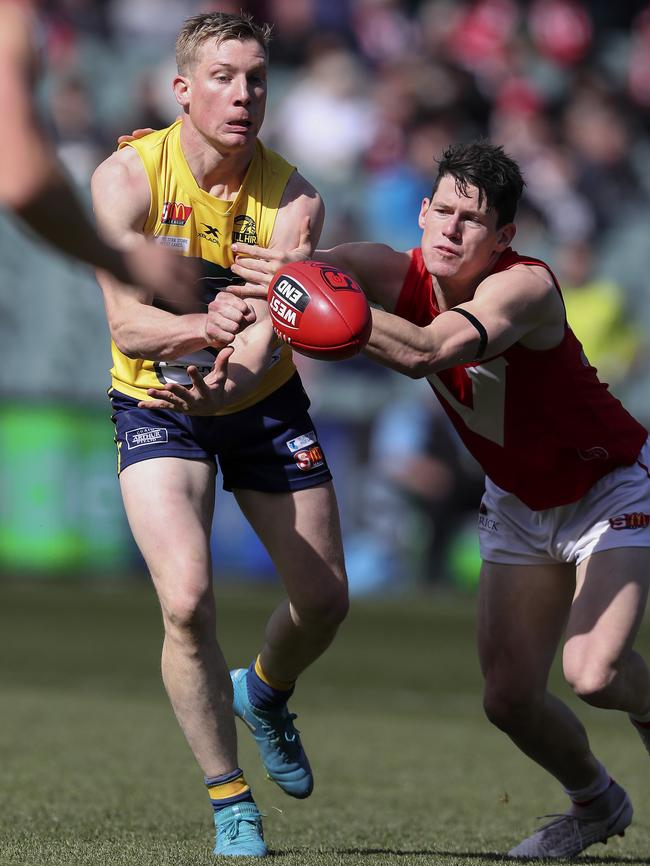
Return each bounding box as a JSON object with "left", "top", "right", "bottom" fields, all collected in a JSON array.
[{"left": 267, "top": 261, "right": 372, "bottom": 361}]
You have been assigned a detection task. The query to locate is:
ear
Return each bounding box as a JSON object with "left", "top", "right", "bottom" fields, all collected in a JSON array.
[
  {"left": 418, "top": 198, "right": 431, "bottom": 230},
  {"left": 173, "top": 75, "right": 191, "bottom": 108},
  {"left": 495, "top": 222, "right": 516, "bottom": 252}
]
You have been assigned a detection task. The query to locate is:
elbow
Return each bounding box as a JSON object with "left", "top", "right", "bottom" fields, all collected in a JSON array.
[
  {"left": 404, "top": 351, "right": 437, "bottom": 380},
  {"left": 111, "top": 322, "right": 146, "bottom": 360}
]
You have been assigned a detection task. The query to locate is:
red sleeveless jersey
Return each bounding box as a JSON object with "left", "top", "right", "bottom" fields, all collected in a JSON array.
[{"left": 395, "top": 247, "right": 647, "bottom": 509}]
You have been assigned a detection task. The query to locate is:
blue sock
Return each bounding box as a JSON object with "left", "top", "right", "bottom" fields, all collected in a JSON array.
[{"left": 246, "top": 659, "right": 294, "bottom": 710}]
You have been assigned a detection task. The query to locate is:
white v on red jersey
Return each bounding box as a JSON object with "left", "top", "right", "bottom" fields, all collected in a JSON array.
[{"left": 395, "top": 247, "right": 647, "bottom": 510}]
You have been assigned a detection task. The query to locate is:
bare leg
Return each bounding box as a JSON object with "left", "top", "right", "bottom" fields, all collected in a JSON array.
[
  {"left": 235, "top": 482, "right": 348, "bottom": 682},
  {"left": 478, "top": 560, "right": 600, "bottom": 790},
  {"left": 120, "top": 457, "right": 238, "bottom": 777},
  {"left": 564, "top": 547, "right": 650, "bottom": 715}
]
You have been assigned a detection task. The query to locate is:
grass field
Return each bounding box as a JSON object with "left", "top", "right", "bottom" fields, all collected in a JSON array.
[{"left": 1, "top": 577, "right": 649, "bottom": 865}]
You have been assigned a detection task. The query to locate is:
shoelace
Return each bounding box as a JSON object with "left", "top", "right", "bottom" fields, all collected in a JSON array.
[
  {"left": 261, "top": 712, "right": 301, "bottom": 746},
  {"left": 221, "top": 811, "right": 263, "bottom": 841},
  {"left": 531, "top": 811, "right": 610, "bottom": 843}
]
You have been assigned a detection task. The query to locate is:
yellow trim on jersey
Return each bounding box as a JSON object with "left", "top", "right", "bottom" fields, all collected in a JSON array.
[{"left": 110, "top": 121, "right": 296, "bottom": 415}]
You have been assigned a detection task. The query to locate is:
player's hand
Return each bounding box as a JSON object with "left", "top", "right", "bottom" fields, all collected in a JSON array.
[
  {"left": 229, "top": 215, "right": 313, "bottom": 299},
  {"left": 116, "top": 116, "right": 182, "bottom": 145},
  {"left": 138, "top": 350, "right": 233, "bottom": 415},
  {"left": 121, "top": 240, "right": 201, "bottom": 301},
  {"left": 204, "top": 292, "right": 256, "bottom": 347},
  {"left": 116, "top": 127, "right": 156, "bottom": 145}
]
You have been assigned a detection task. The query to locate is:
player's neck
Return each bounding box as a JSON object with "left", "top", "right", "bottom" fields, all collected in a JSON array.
[
  {"left": 432, "top": 277, "right": 474, "bottom": 311},
  {"left": 433, "top": 250, "right": 504, "bottom": 310},
  {"left": 180, "top": 122, "right": 255, "bottom": 200}
]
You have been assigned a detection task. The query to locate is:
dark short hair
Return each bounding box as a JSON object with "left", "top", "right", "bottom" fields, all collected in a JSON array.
[
  {"left": 176, "top": 11, "right": 272, "bottom": 74},
  {"left": 432, "top": 141, "right": 525, "bottom": 226}
]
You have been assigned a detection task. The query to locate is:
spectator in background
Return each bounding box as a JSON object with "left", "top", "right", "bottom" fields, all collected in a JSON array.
[
  {"left": 555, "top": 239, "right": 643, "bottom": 390},
  {"left": 49, "top": 73, "right": 108, "bottom": 187},
  {"left": 270, "top": 40, "right": 376, "bottom": 187}
]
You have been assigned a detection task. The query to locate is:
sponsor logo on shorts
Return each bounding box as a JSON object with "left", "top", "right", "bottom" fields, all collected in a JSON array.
[
  {"left": 478, "top": 501, "right": 498, "bottom": 531},
  {"left": 294, "top": 445, "right": 324, "bottom": 471},
  {"left": 609, "top": 512, "right": 650, "bottom": 530},
  {"left": 232, "top": 215, "right": 257, "bottom": 244},
  {"left": 161, "top": 201, "right": 193, "bottom": 226},
  {"left": 286, "top": 431, "right": 317, "bottom": 453},
  {"left": 478, "top": 514, "right": 499, "bottom": 532},
  {"left": 125, "top": 427, "right": 169, "bottom": 449},
  {"left": 156, "top": 235, "right": 190, "bottom": 252}
]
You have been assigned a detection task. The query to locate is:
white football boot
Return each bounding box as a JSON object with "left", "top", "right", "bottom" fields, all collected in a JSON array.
[{"left": 508, "top": 783, "right": 633, "bottom": 859}]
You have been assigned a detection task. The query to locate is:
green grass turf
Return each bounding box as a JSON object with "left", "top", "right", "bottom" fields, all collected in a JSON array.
[{"left": 1, "top": 577, "right": 649, "bottom": 865}]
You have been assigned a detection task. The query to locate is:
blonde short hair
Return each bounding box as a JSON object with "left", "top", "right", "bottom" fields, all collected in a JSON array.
[{"left": 176, "top": 11, "right": 272, "bottom": 74}]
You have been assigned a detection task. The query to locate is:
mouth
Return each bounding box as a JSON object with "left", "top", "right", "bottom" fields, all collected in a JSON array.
[
  {"left": 226, "top": 119, "right": 253, "bottom": 132},
  {"left": 434, "top": 245, "right": 460, "bottom": 258}
]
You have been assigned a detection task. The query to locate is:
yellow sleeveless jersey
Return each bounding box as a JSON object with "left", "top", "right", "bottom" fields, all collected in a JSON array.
[{"left": 111, "top": 120, "right": 296, "bottom": 415}]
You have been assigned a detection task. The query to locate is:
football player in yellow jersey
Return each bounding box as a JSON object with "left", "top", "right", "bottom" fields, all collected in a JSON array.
[
  {"left": 91, "top": 12, "right": 348, "bottom": 858},
  {"left": 0, "top": 0, "right": 205, "bottom": 300}
]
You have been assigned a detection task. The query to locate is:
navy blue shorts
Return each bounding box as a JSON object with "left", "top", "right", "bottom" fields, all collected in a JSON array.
[{"left": 110, "top": 373, "right": 332, "bottom": 493}]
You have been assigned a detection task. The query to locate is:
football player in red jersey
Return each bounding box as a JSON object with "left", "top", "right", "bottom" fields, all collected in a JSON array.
[{"left": 211, "top": 141, "right": 650, "bottom": 859}]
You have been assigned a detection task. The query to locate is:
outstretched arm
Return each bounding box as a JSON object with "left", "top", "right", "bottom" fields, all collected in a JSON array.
[
  {"left": 0, "top": 5, "right": 199, "bottom": 296},
  {"left": 364, "top": 265, "right": 565, "bottom": 377}
]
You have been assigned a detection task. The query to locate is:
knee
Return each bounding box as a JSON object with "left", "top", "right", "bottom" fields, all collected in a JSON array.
[
  {"left": 564, "top": 657, "right": 616, "bottom": 707},
  {"left": 161, "top": 588, "right": 215, "bottom": 643},
  {"left": 292, "top": 580, "right": 349, "bottom": 631},
  {"left": 482, "top": 678, "right": 543, "bottom": 734}
]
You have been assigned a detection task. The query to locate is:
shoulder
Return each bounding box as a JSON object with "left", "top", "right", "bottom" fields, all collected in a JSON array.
[
  {"left": 278, "top": 170, "right": 322, "bottom": 214},
  {"left": 473, "top": 259, "right": 566, "bottom": 347},
  {"left": 478, "top": 260, "right": 558, "bottom": 304},
  {"left": 92, "top": 147, "right": 148, "bottom": 194},
  {"left": 271, "top": 169, "right": 324, "bottom": 247},
  {"left": 91, "top": 148, "right": 150, "bottom": 232}
]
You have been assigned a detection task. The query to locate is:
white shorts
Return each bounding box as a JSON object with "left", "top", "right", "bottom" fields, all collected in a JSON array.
[{"left": 478, "top": 438, "right": 650, "bottom": 566}]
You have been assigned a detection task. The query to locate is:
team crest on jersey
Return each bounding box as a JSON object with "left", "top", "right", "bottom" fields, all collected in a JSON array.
[
  {"left": 161, "top": 201, "right": 193, "bottom": 226},
  {"left": 269, "top": 276, "right": 310, "bottom": 330},
  {"left": 609, "top": 512, "right": 650, "bottom": 530},
  {"left": 232, "top": 215, "right": 258, "bottom": 244}
]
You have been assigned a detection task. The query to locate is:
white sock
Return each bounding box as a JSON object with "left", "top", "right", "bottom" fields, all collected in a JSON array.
[
  {"left": 629, "top": 708, "right": 650, "bottom": 724},
  {"left": 563, "top": 762, "right": 611, "bottom": 807}
]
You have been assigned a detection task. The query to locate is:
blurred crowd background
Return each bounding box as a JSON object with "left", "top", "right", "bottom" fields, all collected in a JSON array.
[{"left": 2, "top": 0, "right": 650, "bottom": 592}]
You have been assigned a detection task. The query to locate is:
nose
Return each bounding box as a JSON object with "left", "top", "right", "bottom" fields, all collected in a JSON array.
[
  {"left": 233, "top": 77, "right": 251, "bottom": 105},
  {"left": 442, "top": 215, "right": 461, "bottom": 240}
]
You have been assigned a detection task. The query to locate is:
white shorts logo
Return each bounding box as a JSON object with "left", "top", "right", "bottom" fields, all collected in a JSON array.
[
  {"left": 125, "top": 427, "right": 169, "bottom": 449},
  {"left": 286, "top": 431, "right": 317, "bottom": 453}
]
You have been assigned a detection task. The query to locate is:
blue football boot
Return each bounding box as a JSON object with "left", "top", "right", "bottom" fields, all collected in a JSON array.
[
  {"left": 231, "top": 668, "right": 313, "bottom": 798},
  {"left": 213, "top": 801, "right": 267, "bottom": 857}
]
